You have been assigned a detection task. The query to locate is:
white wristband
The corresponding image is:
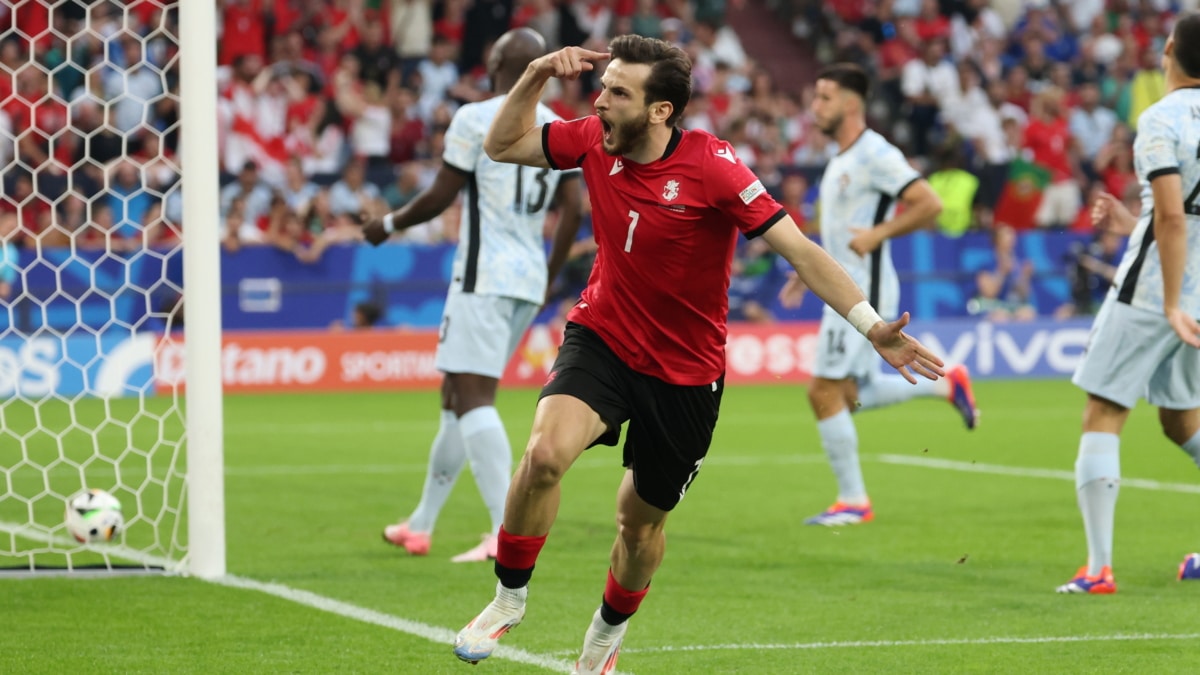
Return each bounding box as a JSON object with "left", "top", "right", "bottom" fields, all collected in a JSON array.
[
  {"left": 382, "top": 213, "right": 395, "bottom": 234},
  {"left": 846, "top": 301, "right": 883, "bottom": 337}
]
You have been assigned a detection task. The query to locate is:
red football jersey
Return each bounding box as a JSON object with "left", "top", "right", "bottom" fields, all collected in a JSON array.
[{"left": 544, "top": 115, "right": 786, "bottom": 385}]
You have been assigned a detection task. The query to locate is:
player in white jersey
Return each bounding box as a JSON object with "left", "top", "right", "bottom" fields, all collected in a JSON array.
[
  {"left": 1057, "top": 16, "right": 1200, "bottom": 593},
  {"left": 360, "top": 28, "right": 583, "bottom": 562},
  {"left": 778, "top": 63, "right": 979, "bottom": 526}
]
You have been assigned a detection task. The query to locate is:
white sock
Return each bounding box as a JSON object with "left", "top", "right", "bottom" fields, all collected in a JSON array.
[
  {"left": 817, "top": 409, "right": 867, "bottom": 504},
  {"left": 1180, "top": 429, "right": 1200, "bottom": 469},
  {"left": 408, "top": 410, "right": 465, "bottom": 533},
  {"left": 1075, "top": 432, "right": 1121, "bottom": 575},
  {"left": 856, "top": 374, "right": 949, "bottom": 411},
  {"left": 459, "top": 406, "right": 512, "bottom": 535}
]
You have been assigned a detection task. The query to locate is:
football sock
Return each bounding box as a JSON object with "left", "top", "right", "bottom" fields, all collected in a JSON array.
[
  {"left": 407, "top": 409, "right": 465, "bottom": 533},
  {"left": 1179, "top": 429, "right": 1200, "bottom": 469},
  {"left": 600, "top": 568, "right": 650, "bottom": 625},
  {"left": 459, "top": 406, "right": 512, "bottom": 535},
  {"left": 855, "top": 373, "right": 948, "bottom": 411},
  {"left": 817, "top": 409, "right": 868, "bottom": 504},
  {"left": 1075, "top": 432, "right": 1121, "bottom": 576},
  {"left": 495, "top": 526, "right": 547, "bottom": 589}
]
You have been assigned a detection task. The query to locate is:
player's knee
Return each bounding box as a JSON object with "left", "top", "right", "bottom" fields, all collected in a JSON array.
[
  {"left": 807, "top": 381, "right": 843, "bottom": 417},
  {"left": 519, "top": 437, "right": 574, "bottom": 488}
]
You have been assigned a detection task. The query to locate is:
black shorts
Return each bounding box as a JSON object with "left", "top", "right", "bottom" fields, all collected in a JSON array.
[{"left": 539, "top": 322, "right": 724, "bottom": 511}]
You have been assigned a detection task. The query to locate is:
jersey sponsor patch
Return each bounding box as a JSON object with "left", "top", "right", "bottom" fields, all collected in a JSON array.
[{"left": 739, "top": 180, "right": 766, "bottom": 205}]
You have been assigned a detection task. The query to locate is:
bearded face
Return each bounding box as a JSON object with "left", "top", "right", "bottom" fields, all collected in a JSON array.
[{"left": 599, "top": 108, "right": 652, "bottom": 156}]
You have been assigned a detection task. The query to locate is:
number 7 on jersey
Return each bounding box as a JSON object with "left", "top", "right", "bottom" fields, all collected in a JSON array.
[{"left": 624, "top": 210, "right": 640, "bottom": 252}]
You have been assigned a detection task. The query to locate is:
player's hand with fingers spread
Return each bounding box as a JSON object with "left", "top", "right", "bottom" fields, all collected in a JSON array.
[
  {"left": 533, "top": 46, "right": 610, "bottom": 81},
  {"left": 866, "top": 312, "right": 946, "bottom": 384},
  {"left": 1166, "top": 306, "right": 1200, "bottom": 348}
]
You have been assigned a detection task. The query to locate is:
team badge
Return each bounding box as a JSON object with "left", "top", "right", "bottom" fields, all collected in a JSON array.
[{"left": 663, "top": 179, "right": 680, "bottom": 201}]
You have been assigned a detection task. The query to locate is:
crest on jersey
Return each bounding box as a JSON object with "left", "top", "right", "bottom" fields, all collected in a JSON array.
[
  {"left": 838, "top": 173, "right": 850, "bottom": 196},
  {"left": 663, "top": 179, "right": 680, "bottom": 201}
]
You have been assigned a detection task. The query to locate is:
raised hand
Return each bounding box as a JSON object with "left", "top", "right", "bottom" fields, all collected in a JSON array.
[
  {"left": 533, "top": 47, "right": 611, "bottom": 81},
  {"left": 865, "top": 312, "right": 945, "bottom": 383}
]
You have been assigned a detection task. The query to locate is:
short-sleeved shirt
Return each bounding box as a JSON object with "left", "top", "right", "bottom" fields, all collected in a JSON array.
[
  {"left": 442, "top": 95, "right": 577, "bottom": 305},
  {"left": 543, "top": 115, "right": 786, "bottom": 385},
  {"left": 1115, "top": 87, "right": 1200, "bottom": 317},
  {"left": 817, "top": 129, "right": 920, "bottom": 318}
]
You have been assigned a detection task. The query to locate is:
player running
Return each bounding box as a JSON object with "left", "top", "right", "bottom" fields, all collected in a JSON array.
[{"left": 778, "top": 63, "right": 978, "bottom": 527}]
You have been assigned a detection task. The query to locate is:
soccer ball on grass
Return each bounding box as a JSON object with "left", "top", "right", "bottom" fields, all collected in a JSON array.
[{"left": 65, "top": 489, "right": 124, "bottom": 544}]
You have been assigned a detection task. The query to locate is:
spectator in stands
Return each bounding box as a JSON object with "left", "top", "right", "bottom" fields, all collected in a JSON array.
[
  {"left": 391, "top": 0, "right": 434, "bottom": 83},
  {"left": 901, "top": 39, "right": 957, "bottom": 158},
  {"left": 354, "top": 20, "right": 400, "bottom": 89},
  {"left": 927, "top": 144, "right": 978, "bottom": 238},
  {"left": 328, "top": 157, "right": 385, "bottom": 217},
  {"left": 1056, "top": 222, "right": 1125, "bottom": 319},
  {"left": 280, "top": 158, "right": 319, "bottom": 213},
  {"left": 1129, "top": 45, "right": 1167, "bottom": 130},
  {"left": 968, "top": 224, "right": 1036, "bottom": 322},
  {"left": 384, "top": 163, "right": 424, "bottom": 210},
  {"left": 1023, "top": 87, "right": 1080, "bottom": 230},
  {"left": 220, "top": 160, "right": 274, "bottom": 227},
  {"left": 415, "top": 35, "right": 460, "bottom": 121},
  {"left": 104, "top": 35, "right": 162, "bottom": 134},
  {"left": 1069, "top": 81, "right": 1119, "bottom": 170}
]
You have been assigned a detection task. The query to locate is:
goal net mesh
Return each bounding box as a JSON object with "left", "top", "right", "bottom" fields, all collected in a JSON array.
[{"left": 0, "top": 0, "right": 188, "bottom": 572}]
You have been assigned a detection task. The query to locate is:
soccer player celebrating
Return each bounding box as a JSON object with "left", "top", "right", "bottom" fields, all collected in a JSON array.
[
  {"left": 1058, "top": 14, "right": 1200, "bottom": 594},
  {"left": 776, "top": 63, "right": 980, "bottom": 527},
  {"left": 451, "top": 35, "right": 944, "bottom": 673},
  {"left": 361, "top": 28, "right": 583, "bottom": 563}
]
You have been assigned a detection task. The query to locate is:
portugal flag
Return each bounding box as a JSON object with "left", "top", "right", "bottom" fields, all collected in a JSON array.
[{"left": 993, "top": 158, "right": 1051, "bottom": 231}]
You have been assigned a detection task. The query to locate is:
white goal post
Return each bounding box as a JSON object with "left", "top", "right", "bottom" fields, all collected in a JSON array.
[{"left": 0, "top": 0, "right": 224, "bottom": 577}]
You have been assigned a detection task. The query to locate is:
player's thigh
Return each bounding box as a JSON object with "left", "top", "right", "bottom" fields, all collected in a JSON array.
[
  {"left": 623, "top": 374, "right": 724, "bottom": 512},
  {"left": 1147, "top": 339, "right": 1200, "bottom": 411},
  {"left": 812, "top": 310, "right": 875, "bottom": 381},
  {"left": 435, "top": 293, "right": 529, "bottom": 378},
  {"left": 538, "top": 322, "right": 634, "bottom": 449},
  {"left": 1073, "top": 298, "right": 1179, "bottom": 410}
]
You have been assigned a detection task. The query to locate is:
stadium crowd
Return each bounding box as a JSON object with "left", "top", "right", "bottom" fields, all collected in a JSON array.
[{"left": 0, "top": 0, "right": 1188, "bottom": 318}]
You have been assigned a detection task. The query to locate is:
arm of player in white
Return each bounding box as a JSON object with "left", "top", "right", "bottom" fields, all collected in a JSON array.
[
  {"left": 761, "top": 213, "right": 945, "bottom": 382},
  {"left": 1150, "top": 172, "right": 1200, "bottom": 347},
  {"left": 485, "top": 47, "right": 609, "bottom": 167}
]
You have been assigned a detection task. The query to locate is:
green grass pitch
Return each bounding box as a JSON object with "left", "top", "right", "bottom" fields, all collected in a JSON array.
[{"left": 3, "top": 379, "right": 1200, "bottom": 674}]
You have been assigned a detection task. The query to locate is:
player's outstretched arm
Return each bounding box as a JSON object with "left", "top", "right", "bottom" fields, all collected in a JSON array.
[
  {"left": 485, "top": 47, "right": 610, "bottom": 167},
  {"left": 359, "top": 164, "right": 467, "bottom": 246},
  {"left": 763, "top": 215, "right": 944, "bottom": 382}
]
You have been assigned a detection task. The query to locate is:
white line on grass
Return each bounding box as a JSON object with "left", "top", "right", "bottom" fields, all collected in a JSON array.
[
  {"left": 619, "top": 632, "right": 1200, "bottom": 654},
  {"left": 877, "top": 454, "right": 1200, "bottom": 494},
  {"left": 0, "top": 520, "right": 590, "bottom": 673}
]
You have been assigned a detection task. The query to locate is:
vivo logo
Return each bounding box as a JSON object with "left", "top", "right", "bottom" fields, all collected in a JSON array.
[{"left": 917, "top": 322, "right": 1091, "bottom": 376}]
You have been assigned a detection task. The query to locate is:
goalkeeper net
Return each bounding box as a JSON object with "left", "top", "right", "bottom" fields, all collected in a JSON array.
[{"left": 0, "top": 0, "right": 221, "bottom": 575}]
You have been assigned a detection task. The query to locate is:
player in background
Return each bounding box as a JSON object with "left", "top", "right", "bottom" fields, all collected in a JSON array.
[
  {"left": 776, "top": 63, "right": 979, "bottom": 527},
  {"left": 360, "top": 28, "right": 583, "bottom": 563},
  {"left": 1057, "top": 14, "right": 1200, "bottom": 593},
  {"left": 452, "top": 36, "right": 945, "bottom": 674}
]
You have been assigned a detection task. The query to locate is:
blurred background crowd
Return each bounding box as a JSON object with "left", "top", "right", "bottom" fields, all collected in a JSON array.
[{"left": 0, "top": 0, "right": 1195, "bottom": 321}]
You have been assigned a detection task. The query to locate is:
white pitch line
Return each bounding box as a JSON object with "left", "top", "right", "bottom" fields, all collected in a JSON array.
[
  {"left": 0, "top": 520, "right": 598, "bottom": 674},
  {"left": 621, "top": 632, "right": 1200, "bottom": 654},
  {"left": 878, "top": 454, "right": 1200, "bottom": 495}
]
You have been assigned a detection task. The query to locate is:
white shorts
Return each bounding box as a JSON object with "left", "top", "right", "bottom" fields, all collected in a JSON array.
[
  {"left": 1072, "top": 295, "right": 1200, "bottom": 410},
  {"left": 1035, "top": 180, "right": 1082, "bottom": 228},
  {"left": 812, "top": 308, "right": 877, "bottom": 381},
  {"left": 435, "top": 292, "right": 540, "bottom": 378}
]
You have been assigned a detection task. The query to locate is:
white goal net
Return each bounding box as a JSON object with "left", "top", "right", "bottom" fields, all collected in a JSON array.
[{"left": 0, "top": 0, "right": 223, "bottom": 575}]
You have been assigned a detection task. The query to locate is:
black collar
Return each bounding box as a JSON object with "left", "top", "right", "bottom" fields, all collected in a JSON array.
[{"left": 661, "top": 127, "right": 683, "bottom": 160}]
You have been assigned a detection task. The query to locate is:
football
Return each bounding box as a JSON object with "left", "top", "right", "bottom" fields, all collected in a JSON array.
[{"left": 65, "top": 489, "right": 124, "bottom": 544}]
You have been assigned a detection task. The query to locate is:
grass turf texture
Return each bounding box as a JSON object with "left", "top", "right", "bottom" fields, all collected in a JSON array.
[{"left": 3, "top": 380, "right": 1199, "bottom": 673}]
